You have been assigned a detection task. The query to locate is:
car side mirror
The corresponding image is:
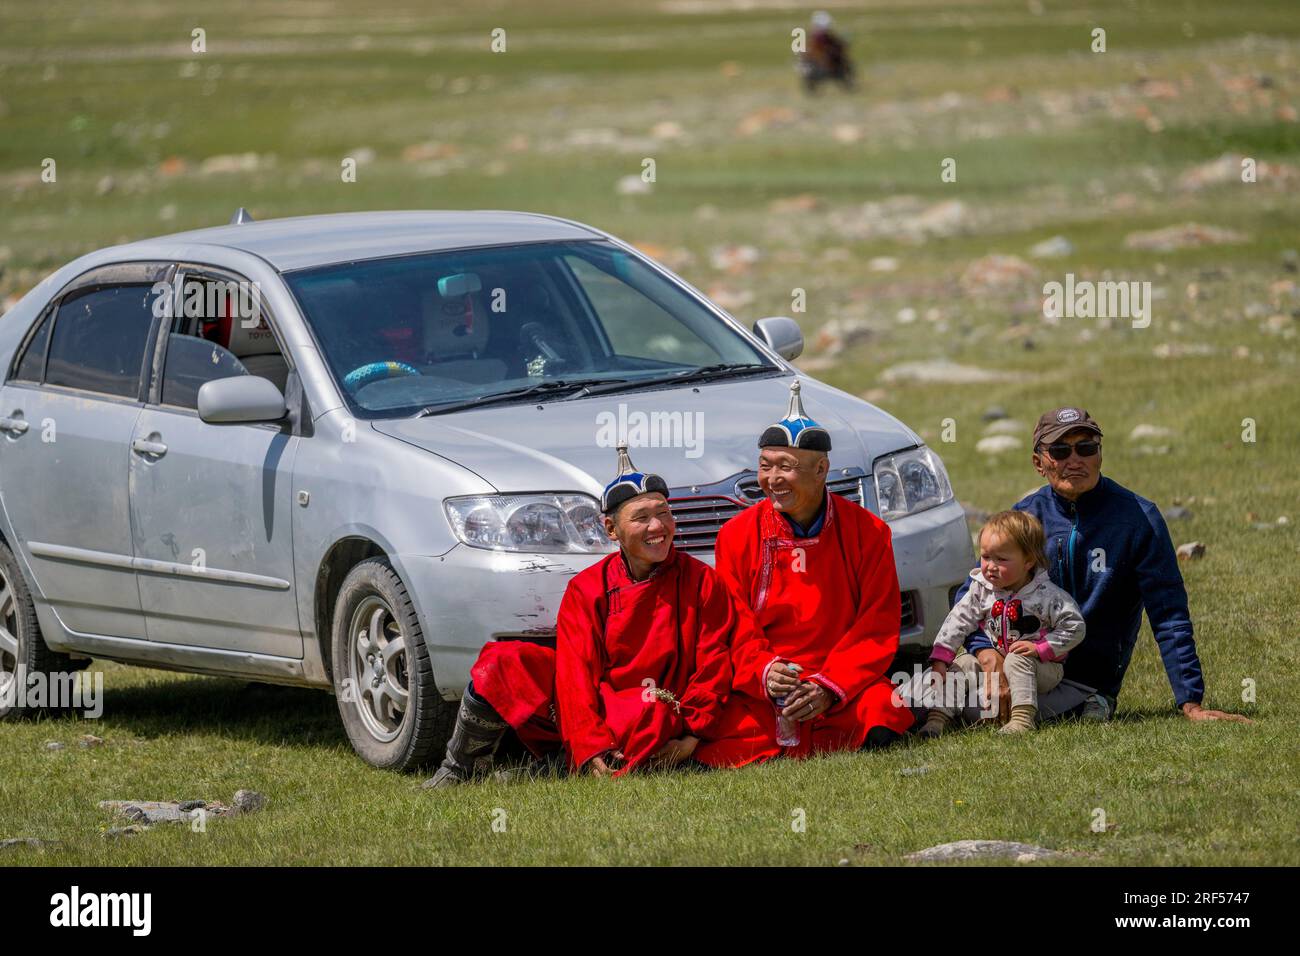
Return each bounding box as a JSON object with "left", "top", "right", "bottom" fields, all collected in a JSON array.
[
  {"left": 197, "top": 375, "right": 288, "bottom": 424},
  {"left": 753, "top": 316, "right": 804, "bottom": 361}
]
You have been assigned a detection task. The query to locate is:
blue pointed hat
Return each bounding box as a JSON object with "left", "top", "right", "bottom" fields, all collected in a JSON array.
[
  {"left": 601, "top": 444, "right": 670, "bottom": 514},
  {"left": 759, "top": 380, "right": 832, "bottom": 452}
]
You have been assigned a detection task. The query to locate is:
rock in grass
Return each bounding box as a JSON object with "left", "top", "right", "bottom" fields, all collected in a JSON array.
[
  {"left": 99, "top": 801, "right": 193, "bottom": 826},
  {"left": 78, "top": 734, "right": 104, "bottom": 748},
  {"left": 1176, "top": 541, "right": 1206, "bottom": 560},
  {"left": 983, "top": 418, "right": 1027, "bottom": 436},
  {"left": 1, "top": 837, "right": 59, "bottom": 851},
  {"left": 899, "top": 766, "right": 932, "bottom": 777},
  {"left": 976, "top": 435, "right": 1022, "bottom": 455},
  {"left": 1162, "top": 506, "right": 1193, "bottom": 521},
  {"left": 907, "top": 839, "right": 1063, "bottom": 862},
  {"left": 99, "top": 799, "right": 240, "bottom": 826},
  {"left": 1123, "top": 223, "right": 1248, "bottom": 252},
  {"left": 1029, "top": 235, "right": 1074, "bottom": 259},
  {"left": 44, "top": 741, "right": 64, "bottom": 751},
  {"left": 232, "top": 789, "right": 266, "bottom": 814},
  {"left": 103, "top": 826, "right": 146, "bottom": 839},
  {"left": 1130, "top": 423, "right": 1173, "bottom": 441},
  {"left": 814, "top": 318, "right": 874, "bottom": 355},
  {"left": 881, "top": 360, "right": 1000, "bottom": 385},
  {"left": 960, "top": 254, "right": 1036, "bottom": 293}
]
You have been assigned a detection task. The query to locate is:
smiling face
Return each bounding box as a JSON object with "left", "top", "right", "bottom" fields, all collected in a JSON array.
[
  {"left": 1032, "top": 426, "right": 1103, "bottom": 500},
  {"left": 757, "top": 446, "right": 829, "bottom": 524},
  {"left": 978, "top": 528, "right": 1034, "bottom": 592},
  {"left": 604, "top": 493, "right": 675, "bottom": 572}
]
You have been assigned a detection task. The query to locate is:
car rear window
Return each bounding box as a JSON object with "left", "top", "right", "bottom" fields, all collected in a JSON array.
[
  {"left": 45, "top": 284, "right": 159, "bottom": 399},
  {"left": 10, "top": 308, "right": 54, "bottom": 383}
]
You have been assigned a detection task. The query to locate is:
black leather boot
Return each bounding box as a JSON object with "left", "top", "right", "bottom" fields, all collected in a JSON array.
[{"left": 422, "top": 683, "right": 509, "bottom": 789}]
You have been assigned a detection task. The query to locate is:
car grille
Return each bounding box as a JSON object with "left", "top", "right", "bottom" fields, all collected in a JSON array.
[
  {"left": 666, "top": 496, "right": 747, "bottom": 556},
  {"left": 668, "top": 472, "right": 867, "bottom": 557},
  {"left": 900, "top": 590, "right": 919, "bottom": 630},
  {"left": 667, "top": 474, "right": 921, "bottom": 630}
]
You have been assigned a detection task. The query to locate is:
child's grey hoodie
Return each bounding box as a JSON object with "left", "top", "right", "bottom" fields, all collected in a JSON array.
[{"left": 929, "top": 566, "right": 1085, "bottom": 664}]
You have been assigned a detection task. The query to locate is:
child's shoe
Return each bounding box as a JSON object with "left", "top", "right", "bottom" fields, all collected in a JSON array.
[
  {"left": 1080, "top": 692, "right": 1114, "bottom": 722},
  {"left": 918, "top": 710, "right": 953, "bottom": 738},
  {"left": 998, "top": 704, "right": 1037, "bottom": 734}
]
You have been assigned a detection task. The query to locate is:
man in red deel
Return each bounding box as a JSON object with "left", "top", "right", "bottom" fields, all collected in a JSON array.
[
  {"left": 696, "top": 381, "right": 914, "bottom": 766},
  {"left": 426, "top": 444, "right": 748, "bottom": 785},
  {"left": 554, "top": 445, "right": 743, "bottom": 777}
]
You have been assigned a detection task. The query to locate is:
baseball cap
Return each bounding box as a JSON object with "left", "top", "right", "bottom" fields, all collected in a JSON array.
[{"left": 1032, "top": 407, "right": 1103, "bottom": 449}]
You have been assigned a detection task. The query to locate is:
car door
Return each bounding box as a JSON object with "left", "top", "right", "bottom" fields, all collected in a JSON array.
[
  {"left": 0, "top": 263, "right": 172, "bottom": 641},
  {"left": 127, "top": 266, "right": 304, "bottom": 658}
]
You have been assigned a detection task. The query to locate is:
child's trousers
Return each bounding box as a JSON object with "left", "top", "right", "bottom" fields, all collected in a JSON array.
[{"left": 929, "top": 651, "right": 1064, "bottom": 719}]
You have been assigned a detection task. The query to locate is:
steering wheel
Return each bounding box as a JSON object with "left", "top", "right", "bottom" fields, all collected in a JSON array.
[{"left": 342, "top": 360, "right": 421, "bottom": 393}]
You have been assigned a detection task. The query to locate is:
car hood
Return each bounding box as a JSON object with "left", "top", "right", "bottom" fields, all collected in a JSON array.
[{"left": 371, "top": 374, "right": 921, "bottom": 498}]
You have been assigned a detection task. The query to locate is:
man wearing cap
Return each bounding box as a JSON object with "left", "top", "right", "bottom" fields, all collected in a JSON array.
[
  {"left": 950, "top": 407, "right": 1250, "bottom": 724},
  {"left": 698, "top": 381, "right": 915, "bottom": 765},
  {"left": 554, "top": 445, "right": 747, "bottom": 776},
  {"left": 427, "top": 445, "right": 747, "bottom": 785}
]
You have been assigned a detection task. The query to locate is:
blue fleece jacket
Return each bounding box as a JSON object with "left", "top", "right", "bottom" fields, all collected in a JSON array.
[{"left": 956, "top": 475, "right": 1204, "bottom": 708}]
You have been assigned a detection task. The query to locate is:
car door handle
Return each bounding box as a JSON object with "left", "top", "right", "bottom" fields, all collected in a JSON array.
[
  {"left": 0, "top": 417, "right": 29, "bottom": 435},
  {"left": 131, "top": 438, "right": 168, "bottom": 458}
]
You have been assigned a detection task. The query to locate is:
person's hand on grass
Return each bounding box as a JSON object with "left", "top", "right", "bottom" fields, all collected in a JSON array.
[
  {"left": 1181, "top": 702, "right": 1254, "bottom": 723},
  {"left": 651, "top": 735, "right": 699, "bottom": 767},
  {"left": 588, "top": 750, "right": 626, "bottom": 777},
  {"left": 1008, "top": 640, "right": 1039, "bottom": 657},
  {"left": 766, "top": 661, "right": 803, "bottom": 701},
  {"left": 781, "top": 682, "right": 833, "bottom": 722}
]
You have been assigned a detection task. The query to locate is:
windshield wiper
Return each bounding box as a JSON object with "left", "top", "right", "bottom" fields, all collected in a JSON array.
[
  {"left": 658, "top": 363, "right": 775, "bottom": 386},
  {"left": 556, "top": 363, "right": 777, "bottom": 398},
  {"left": 414, "top": 378, "right": 629, "bottom": 417}
]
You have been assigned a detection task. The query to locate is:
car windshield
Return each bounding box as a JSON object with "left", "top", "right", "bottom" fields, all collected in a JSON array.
[{"left": 284, "top": 239, "right": 775, "bottom": 418}]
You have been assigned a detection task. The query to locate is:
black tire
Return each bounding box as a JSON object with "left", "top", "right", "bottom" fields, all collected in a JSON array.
[
  {"left": 330, "top": 557, "right": 453, "bottom": 771},
  {"left": 0, "top": 537, "right": 77, "bottom": 719}
]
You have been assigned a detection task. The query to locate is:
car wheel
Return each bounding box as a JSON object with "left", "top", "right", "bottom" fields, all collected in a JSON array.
[
  {"left": 330, "top": 557, "right": 453, "bottom": 770},
  {"left": 0, "top": 538, "right": 75, "bottom": 719}
]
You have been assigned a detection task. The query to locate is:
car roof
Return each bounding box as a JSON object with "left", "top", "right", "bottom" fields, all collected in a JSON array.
[{"left": 130, "top": 210, "right": 604, "bottom": 273}]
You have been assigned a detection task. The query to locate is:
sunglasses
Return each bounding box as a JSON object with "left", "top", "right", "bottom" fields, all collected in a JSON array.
[{"left": 1042, "top": 440, "right": 1101, "bottom": 461}]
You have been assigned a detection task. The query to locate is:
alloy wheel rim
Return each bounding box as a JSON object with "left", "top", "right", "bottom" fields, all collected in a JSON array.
[
  {"left": 347, "top": 596, "right": 410, "bottom": 743},
  {"left": 0, "top": 568, "right": 19, "bottom": 706}
]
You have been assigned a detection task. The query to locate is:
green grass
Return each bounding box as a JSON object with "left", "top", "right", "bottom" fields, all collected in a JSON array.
[{"left": 1, "top": 0, "right": 1298, "bottom": 865}]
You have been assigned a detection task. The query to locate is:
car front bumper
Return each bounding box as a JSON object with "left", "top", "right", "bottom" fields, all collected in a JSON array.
[{"left": 402, "top": 497, "right": 973, "bottom": 696}]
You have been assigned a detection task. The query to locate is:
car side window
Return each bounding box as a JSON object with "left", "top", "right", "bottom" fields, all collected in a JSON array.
[
  {"left": 161, "top": 272, "right": 291, "bottom": 399},
  {"left": 160, "top": 333, "right": 249, "bottom": 409},
  {"left": 10, "top": 307, "right": 54, "bottom": 383},
  {"left": 45, "top": 284, "right": 161, "bottom": 398}
]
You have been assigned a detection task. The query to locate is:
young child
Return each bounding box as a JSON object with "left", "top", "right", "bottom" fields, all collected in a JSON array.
[{"left": 920, "top": 510, "right": 1085, "bottom": 736}]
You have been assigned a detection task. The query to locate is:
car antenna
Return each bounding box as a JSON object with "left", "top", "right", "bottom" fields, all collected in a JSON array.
[{"left": 229, "top": 207, "right": 255, "bottom": 224}]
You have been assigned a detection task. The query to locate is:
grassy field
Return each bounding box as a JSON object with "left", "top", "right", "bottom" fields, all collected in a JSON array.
[{"left": 1, "top": 0, "right": 1297, "bottom": 866}]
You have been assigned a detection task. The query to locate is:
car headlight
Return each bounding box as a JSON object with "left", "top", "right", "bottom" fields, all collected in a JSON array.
[
  {"left": 872, "top": 446, "right": 954, "bottom": 521},
  {"left": 444, "top": 494, "right": 614, "bottom": 553}
]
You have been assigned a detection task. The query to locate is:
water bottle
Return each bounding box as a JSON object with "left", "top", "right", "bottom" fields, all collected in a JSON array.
[{"left": 774, "top": 663, "right": 804, "bottom": 747}]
